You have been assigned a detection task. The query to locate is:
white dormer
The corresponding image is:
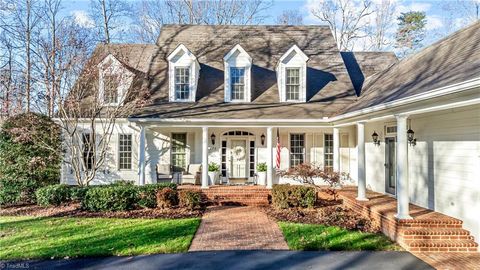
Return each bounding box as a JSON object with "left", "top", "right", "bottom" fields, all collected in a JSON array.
[
  {"left": 276, "top": 45, "right": 309, "bottom": 102},
  {"left": 97, "top": 54, "right": 135, "bottom": 106},
  {"left": 223, "top": 44, "right": 252, "bottom": 102},
  {"left": 167, "top": 44, "right": 200, "bottom": 102}
]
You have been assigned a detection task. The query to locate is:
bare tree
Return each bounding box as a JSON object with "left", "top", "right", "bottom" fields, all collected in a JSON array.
[
  {"left": 276, "top": 9, "right": 304, "bottom": 25},
  {"left": 311, "top": 0, "right": 373, "bottom": 51},
  {"left": 365, "top": 0, "right": 396, "bottom": 51},
  {"left": 89, "top": 0, "right": 131, "bottom": 43},
  {"left": 0, "top": 0, "right": 42, "bottom": 113},
  {"left": 0, "top": 36, "right": 23, "bottom": 116}
]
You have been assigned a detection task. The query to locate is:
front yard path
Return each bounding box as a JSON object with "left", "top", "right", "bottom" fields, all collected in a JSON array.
[{"left": 189, "top": 206, "right": 289, "bottom": 251}]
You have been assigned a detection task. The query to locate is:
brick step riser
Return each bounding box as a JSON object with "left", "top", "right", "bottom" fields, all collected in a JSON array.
[
  {"left": 402, "top": 235, "right": 475, "bottom": 240},
  {"left": 407, "top": 247, "right": 478, "bottom": 252}
]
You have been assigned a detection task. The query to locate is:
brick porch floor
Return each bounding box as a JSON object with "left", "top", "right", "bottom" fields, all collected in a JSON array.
[{"left": 188, "top": 206, "right": 289, "bottom": 251}]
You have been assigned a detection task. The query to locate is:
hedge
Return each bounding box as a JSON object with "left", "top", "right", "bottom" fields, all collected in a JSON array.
[
  {"left": 35, "top": 184, "right": 71, "bottom": 206},
  {"left": 272, "top": 184, "right": 316, "bottom": 209},
  {"left": 156, "top": 187, "right": 178, "bottom": 209},
  {"left": 137, "top": 183, "right": 177, "bottom": 208},
  {"left": 82, "top": 185, "right": 139, "bottom": 212},
  {"left": 178, "top": 190, "right": 202, "bottom": 210}
]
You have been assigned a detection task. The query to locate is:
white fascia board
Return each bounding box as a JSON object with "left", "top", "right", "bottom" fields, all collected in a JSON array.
[
  {"left": 224, "top": 44, "right": 252, "bottom": 62},
  {"left": 167, "top": 44, "right": 197, "bottom": 62},
  {"left": 330, "top": 77, "right": 480, "bottom": 122}
]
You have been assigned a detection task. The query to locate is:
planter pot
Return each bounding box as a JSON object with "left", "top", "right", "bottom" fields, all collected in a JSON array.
[
  {"left": 257, "top": 171, "right": 267, "bottom": 186},
  {"left": 208, "top": 171, "right": 218, "bottom": 185}
]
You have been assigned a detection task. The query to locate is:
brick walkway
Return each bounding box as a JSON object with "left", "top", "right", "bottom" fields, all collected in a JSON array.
[
  {"left": 189, "top": 206, "right": 289, "bottom": 251},
  {"left": 413, "top": 252, "right": 480, "bottom": 270}
]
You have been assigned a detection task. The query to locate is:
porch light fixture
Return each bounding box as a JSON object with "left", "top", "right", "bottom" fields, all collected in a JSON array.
[
  {"left": 407, "top": 128, "right": 416, "bottom": 146},
  {"left": 372, "top": 131, "right": 380, "bottom": 146},
  {"left": 260, "top": 134, "right": 265, "bottom": 146},
  {"left": 211, "top": 133, "right": 216, "bottom": 145}
]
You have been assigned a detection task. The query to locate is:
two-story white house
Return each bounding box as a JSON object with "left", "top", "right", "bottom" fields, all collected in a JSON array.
[{"left": 62, "top": 23, "right": 480, "bottom": 241}]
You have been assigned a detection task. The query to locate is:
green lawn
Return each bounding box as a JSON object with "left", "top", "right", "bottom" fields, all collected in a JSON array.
[
  {"left": 0, "top": 216, "right": 200, "bottom": 260},
  {"left": 279, "top": 222, "right": 401, "bottom": 251}
]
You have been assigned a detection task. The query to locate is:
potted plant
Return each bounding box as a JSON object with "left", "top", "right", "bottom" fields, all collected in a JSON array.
[
  {"left": 256, "top": 162, "right": 267, "bottom": 186},
  {"left": 208, "top": 162, "right": 220, "bottom": 185}
]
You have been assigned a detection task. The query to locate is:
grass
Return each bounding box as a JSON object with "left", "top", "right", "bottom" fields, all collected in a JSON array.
[
  {"left": 279, "top": 222, "right": 401, "bottom": 251},
  {"left": 0, "top": 216, "right": 201, "bottom": 260}
]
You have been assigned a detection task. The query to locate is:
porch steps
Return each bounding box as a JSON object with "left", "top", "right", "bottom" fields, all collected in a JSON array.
[
  {"left": 179, "top": 186, "right": 271, "bottom": 206},
  {"left": 337, "top": 188, "right": 478, "bottom": 253}
]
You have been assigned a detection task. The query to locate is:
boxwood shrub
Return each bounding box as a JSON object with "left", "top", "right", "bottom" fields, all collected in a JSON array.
[
  {"left": 137, "top": 183, "right": 177, "bottom": 208},
  {"left": 272, "top": 184, "right": 316, "bottom": 209},
  {"left": 156, "top": 187, "right": 178, "bottom": 209},
  {"left": 178, "top": 190, "right": 202, "bottom": 210},
  {"left": 35, "top": 184, "right": 71, "bottom": 206},
  {"left": 82, "top": 184, "right": 138, "bottom": 212},
  {"left": 69, "top": 186, "right": 91, "bottom": 202}
]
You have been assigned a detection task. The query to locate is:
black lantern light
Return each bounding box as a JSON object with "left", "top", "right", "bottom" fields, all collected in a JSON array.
[
  {"left": 407, "top": 128, "right": 416, "bottom": 146},
  {"left": 260, "top": 134, "right": 266, "bottom": 146},
  {"left": 210, "top": 133, "right": 216, "bottom": 145},
  {"left": 372, "top": 131, "right": 380, "bottom": 146}
]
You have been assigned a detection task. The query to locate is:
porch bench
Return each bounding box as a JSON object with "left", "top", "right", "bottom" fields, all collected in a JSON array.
[{"left": 181, "top": 164, "right": 201, "bottom": 185}]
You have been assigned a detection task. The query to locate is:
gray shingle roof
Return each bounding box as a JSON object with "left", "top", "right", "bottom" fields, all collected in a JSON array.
[
  {"left": 342, "top": 21, "right": 480, "bottom": 114},
  {"left": 133, "top": 25, "right": 360, "bottom": 119}
]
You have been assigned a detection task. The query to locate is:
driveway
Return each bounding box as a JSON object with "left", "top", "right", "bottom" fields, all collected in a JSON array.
[{"left": 1, "top": 250, "right": 433, "bottom": 270}]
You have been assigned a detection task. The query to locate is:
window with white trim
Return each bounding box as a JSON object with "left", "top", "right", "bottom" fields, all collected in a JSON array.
[
  {"left": 324, "top": 134, "right": 333, "bottom": 172},
  {"left": 82, "top": 133, "right": 94, "bottom": 170},
  {"left": 103, "top": 74, "right": 119, "bottom": 104},
  {"left": 118, "top": 134, "right": 132, "bottom": 170},
  {"left": 286, "top": 68, "right": 300, "bottom": 101},
  {"left": 290, "top": 133, "right": 305, "bottom": 167},
  {"left": 174, "top": 67, "right": 190, "bottom": 100},
  {"left": 230, "top": 67, "right": 245, "bottom": 100}
]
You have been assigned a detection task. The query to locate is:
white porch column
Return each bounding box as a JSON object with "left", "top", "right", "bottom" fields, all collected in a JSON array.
[
  {"left": 138, "top": 125, "right": 146, "bottom": 186},
  {"left": 266, "top": 127, "right": 273, "bottom": 189},
  {"left": 201, "top": 126, "right": 209, "bottom": 189},
  {"left": 356, "top": 121, "right": 368, "bottom": 201},
  {"left": 395, "top": 114, "right": 412, "bottom": 219},
  {"left": 333, "top": 127, "right": 340, "bottom": 172}
]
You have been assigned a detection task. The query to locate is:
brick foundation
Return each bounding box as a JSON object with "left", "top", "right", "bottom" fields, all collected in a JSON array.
[{"left": 178, "top": 185, "right": 271, "bottom": 206}]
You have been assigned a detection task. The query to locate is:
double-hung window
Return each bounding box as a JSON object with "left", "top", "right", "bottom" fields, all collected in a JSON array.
[
  {"left": 290, "top": 133, "right": 305, "bottom": 167},
  {"left": 174, "top": 67, "right": 190, "bottom": 100},
  {"left": 82, "top": 133, "right": 94, "bottom": 170},
  {"left": 230, "top": 67, "right": 245, "bottom": 101},
  {"left": 103, "top": 74, "right": 118, "bottom": 104},
  {"left": 171, "top": 133, "right": 187, "bottom": 172},
  {"left": 286, "top": 68, "right": 300, "bottom": 101},
  {"left": 324, "top": 134, "right": 334, "bottom": 172},
  {"left": 118, "top": 134, "right": 132, "bottom": 170}
]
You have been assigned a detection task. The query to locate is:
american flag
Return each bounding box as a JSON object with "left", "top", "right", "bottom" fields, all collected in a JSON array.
[{"left": 276, "top": 128, "right": 281, "bottom": 169}]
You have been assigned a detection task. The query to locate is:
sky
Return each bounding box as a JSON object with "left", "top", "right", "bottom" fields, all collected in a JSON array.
[{"left": 61, "top": 0, "right": 477, "bottom": 51}]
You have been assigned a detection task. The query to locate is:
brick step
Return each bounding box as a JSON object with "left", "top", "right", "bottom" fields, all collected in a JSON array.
[{"left": 406, "top": 240, "right": 478, "bottom": 252}]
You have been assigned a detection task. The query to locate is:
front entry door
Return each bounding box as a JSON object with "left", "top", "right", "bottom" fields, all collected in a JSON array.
[
  {"left": 385, "top": 137, "right": 396, "bottom": 195},
  {"left": 229, "top": 139, "right": 247, "bottom": 179}
]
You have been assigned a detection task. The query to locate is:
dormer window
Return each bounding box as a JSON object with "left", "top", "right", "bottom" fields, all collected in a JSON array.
[
  {"left": 167, "top": 44, "right": 199, "bottom": 102},
  {"left": 277, "top": 45, "right": 309, "bottom": 102},
  {"left": 224, "top": 44, "right": 252, "bottom": 102},
  {"left": 98, "top": 54, "right": 134, "bottom": 106}
]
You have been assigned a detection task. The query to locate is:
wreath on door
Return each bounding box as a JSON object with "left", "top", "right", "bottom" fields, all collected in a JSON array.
[{"left": 233, "top": 145, "right": 246, "bottom": 160}]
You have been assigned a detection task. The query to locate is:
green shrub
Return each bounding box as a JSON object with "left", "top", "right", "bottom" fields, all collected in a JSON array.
[
  {"left": 178, "top": 190, "right": 202, "bottom": 210},
  {"left": 156, "top": 187, "right": 178, "bottom": 209},
  {"left": 82, "top": 185, "right": 138, "bottom": 212},
  {"left": 137, "top": 183, "right": 177, "bottom": 208},
  {"left": 69, "top": 186, "right": 91, "bottom": 202},
  {"left": 272, "top": 184, "right": 316, "bottom": 209},
  {"left": 208, "top": 162, "right": 220, "bottom": 172},
  {"left": 257, "top": 162, "right": 267, "bottom": 172},
  {"left": 35, "top": 184, "right": 71, "bottom": 206},
  {"left": 0, "top": 113, "right": 61, "bottom": 205}
]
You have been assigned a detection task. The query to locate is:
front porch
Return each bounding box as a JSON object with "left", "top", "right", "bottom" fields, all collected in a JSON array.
[{"left": 338, "top": 187, "right": 478, "bottom": 252}]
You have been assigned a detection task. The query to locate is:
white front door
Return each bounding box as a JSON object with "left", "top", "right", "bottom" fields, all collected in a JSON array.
[{"left": 229, "top": 139, "right": 247, "bottom": 178}]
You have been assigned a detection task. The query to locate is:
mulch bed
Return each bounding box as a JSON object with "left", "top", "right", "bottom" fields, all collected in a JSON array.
[
  {"left": 0, "top": 203, "right": 204, "bottom": 219},
  {"left": 261, "top": 201, "right": 380, "bottom": 233}
]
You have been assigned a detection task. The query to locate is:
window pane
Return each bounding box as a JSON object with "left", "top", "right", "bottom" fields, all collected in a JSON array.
[
  {"left": 324, "top": 134, "right": 333, "bottom": 172},
  {"left": 172, "top": 133, "right": 187, "bottom": 172},
  {"left": 290, "top": 133, "right": 305, "bottom": 167},
  {"left": 175, "top": 67, "right": 190, "bottom": 100},
  {"left": 230, "top": 67, "right": 245, "bottom": 100},
  {"left": 119, "top": 134, "right": 132, "bottom": 170},
  {"left": 83, "top": 133, "right": 94, "bottom": 170},
  {"left": 104, "top": 75, "right": 118, "bottom": 103},
  {"left": 285, "top": 68, "right": 300, "bottom": 101}
]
